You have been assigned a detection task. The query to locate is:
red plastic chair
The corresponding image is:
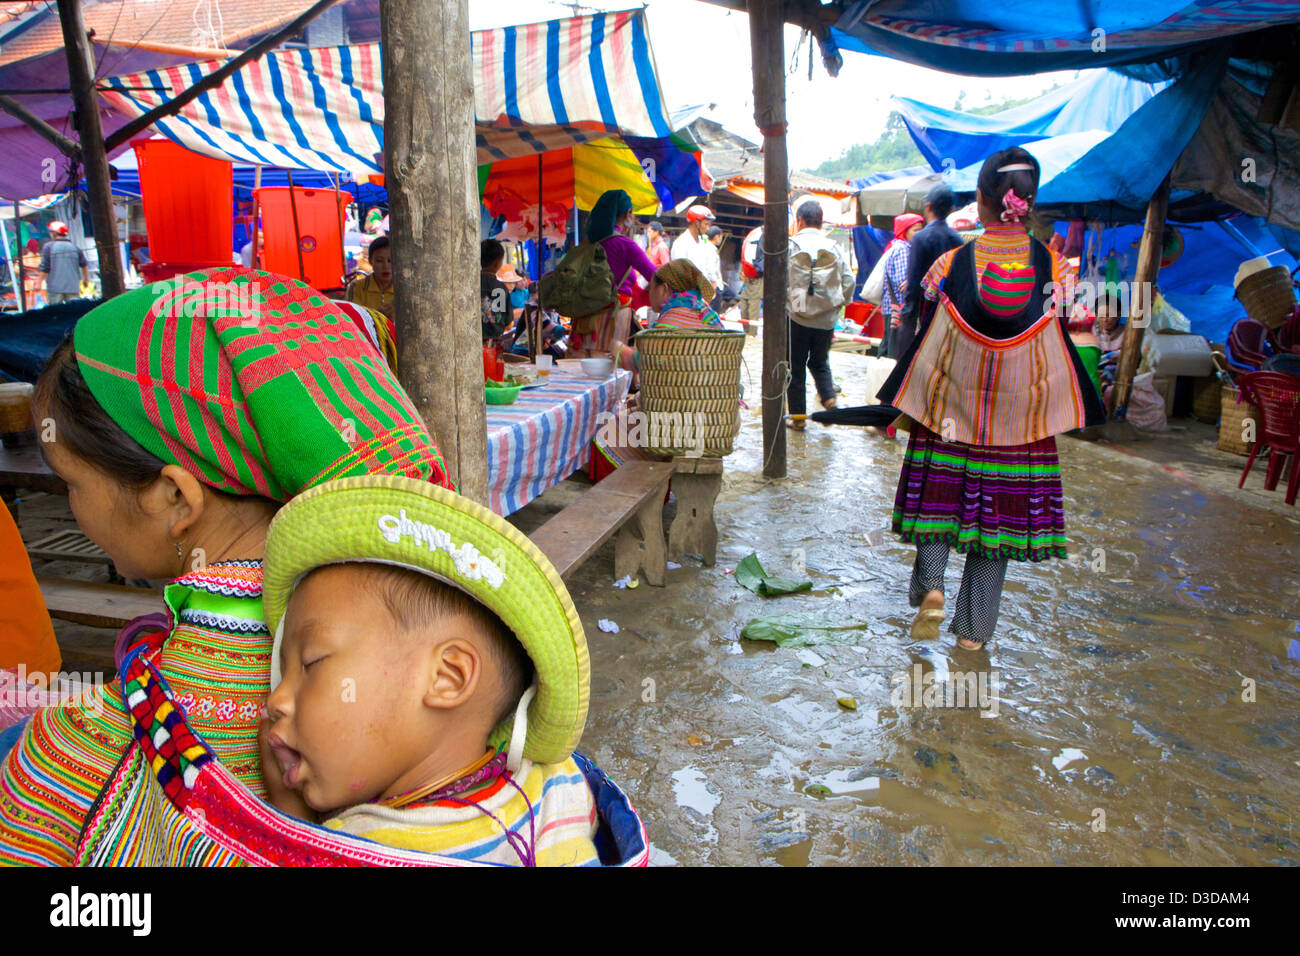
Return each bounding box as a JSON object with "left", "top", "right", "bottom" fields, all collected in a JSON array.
[
  {"left": 1229, "top": 318, "right": 1271, "bottom": 369},
  {"left": 1237, "top": 371, "right": 1300, "bottom": 505}
]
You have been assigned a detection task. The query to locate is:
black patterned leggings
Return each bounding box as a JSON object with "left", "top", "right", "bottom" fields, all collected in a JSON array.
[{"left": 908, "top": 540, "right": 1009, "bottom": 645}]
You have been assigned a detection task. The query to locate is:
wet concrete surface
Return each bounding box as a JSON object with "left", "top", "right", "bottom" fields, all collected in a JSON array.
[
  {"left": 513, "top": 341, "right": 1300, "bottom": 866},
  {"left": 18, "top": 340, "right": 1300, "bottom": 866}
]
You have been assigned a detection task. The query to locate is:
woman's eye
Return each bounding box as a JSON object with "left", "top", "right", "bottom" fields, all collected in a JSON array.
[{"left": 303, "top": 655, "right": 325, "bottom": 670}]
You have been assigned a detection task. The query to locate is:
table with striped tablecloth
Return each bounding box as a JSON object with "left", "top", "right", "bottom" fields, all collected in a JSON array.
[{"left": 486, "top": 365, "right": 631, "bottom": 515}]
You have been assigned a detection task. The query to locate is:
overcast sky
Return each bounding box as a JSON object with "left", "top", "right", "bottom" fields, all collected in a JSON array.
[{"left": 469, "top": 0, "right": 1078, "bottom": 173}]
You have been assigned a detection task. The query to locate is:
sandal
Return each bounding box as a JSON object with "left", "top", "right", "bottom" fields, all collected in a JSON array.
[
  {"left": 909, "top": 607, "right": 946, "bottom": 641},
  {"left": 820, "top": 395, "right": 838, "bottom": 411},
  {"left": 786, "top": 417, "right": 806, "bottom": 430}
]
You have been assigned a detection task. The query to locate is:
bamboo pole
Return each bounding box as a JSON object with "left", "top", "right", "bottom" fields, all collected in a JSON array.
[
  {"left": 57, "top": 0, "right": 124, "bottom": 299},
  {"left": 1109, "top": 174, "right": 1171, "bottom": 417},
  {"left": 748, "top": 0, "right": 788, "bottom": 478},
  {"left": 13, "top": 203, "right": 26, "bottom": 311},
  {"left": 380, "top": 0, "right": 488, "bottom": 502}
]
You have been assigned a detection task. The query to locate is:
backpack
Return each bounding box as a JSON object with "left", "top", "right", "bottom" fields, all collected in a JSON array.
[
  {"left": 788, "top": 240, "right": 848, "bottom": 317},
  {"left": 539, "top": 241, "right": 617, "bottom": 329},
  {"left": 741, "top": 226, "right": 764, "bottom": 279}
]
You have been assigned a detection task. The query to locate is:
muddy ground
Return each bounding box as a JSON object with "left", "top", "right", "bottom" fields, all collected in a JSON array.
[{"left": 19, "top": 341, "right": 1300, "bottom": 866}]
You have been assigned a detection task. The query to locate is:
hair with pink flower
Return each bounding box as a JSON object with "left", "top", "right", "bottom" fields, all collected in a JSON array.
[{"left": 1000, "top": 189, "right": 1031, "bottom": 222}]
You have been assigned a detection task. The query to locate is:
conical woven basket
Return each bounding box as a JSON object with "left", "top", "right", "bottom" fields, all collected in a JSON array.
[
  {"left": 637, "top": 328, "right": 745, "bottom": 457},
  {"left": 1235, "top": 266, "right": 1296, "bottom": 330}
]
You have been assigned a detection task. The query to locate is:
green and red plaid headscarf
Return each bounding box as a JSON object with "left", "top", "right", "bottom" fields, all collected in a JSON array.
[{"left": 73, "top": 267, "right": 452, "bottom": 500}]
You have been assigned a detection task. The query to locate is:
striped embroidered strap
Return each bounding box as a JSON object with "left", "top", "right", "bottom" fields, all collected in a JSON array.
[
  {"left": 892, "top": 296, "right": 1088, "bottom": 446},
  {"left": 75, "top": 646, "right": 649, "bottom": 867},
  {"left": 73, "top": 267, "right": 452, "bottom": 501}
]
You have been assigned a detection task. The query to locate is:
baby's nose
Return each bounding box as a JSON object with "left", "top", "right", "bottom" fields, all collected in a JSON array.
[{"left": 266, "top": 680, "right": 293, "bottom": 721}]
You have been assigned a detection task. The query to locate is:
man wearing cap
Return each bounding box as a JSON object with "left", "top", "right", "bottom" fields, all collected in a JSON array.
[
  {"left": 671, "top": 205, "right": 719, "bottom": 287},
  {"left": 39, "top": 221, "right": 87, "bottom": 305},
  {"left": 898, "top": 183, "right": 962, "bottom": 355}
]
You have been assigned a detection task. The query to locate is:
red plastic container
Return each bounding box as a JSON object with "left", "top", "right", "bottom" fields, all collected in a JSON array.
[
  {"left": 133, "top": 139, "right": 233, "bottom": 267},
  {"left": 254, "top": 187, "right": 349, "bottom": 291}
]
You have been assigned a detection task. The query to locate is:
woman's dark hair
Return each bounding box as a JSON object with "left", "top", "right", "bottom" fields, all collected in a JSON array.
[
  {"left": 33, "top": 335, "right": 168, "bottom": 491},
  {"left": 368, "top": 235, "right": 391, "bottom": 256},
  {"left": 977, "top": 147, "right": 1041, "bottom": 211}
]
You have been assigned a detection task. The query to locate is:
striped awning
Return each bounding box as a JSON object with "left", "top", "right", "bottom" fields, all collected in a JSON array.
[{"left": 99, "top": 10, "right": 676, "bottom": 175}]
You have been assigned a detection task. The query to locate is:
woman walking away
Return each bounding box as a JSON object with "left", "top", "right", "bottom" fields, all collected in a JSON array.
[{"left": 877, "top": 148, "right": 1104, "bottom": 650}]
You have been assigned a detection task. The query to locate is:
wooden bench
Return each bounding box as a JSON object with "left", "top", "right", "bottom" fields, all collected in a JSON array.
[
  {"left": 38, "top": 577, "right": 163, "bottom": 630},
  {"left": 530, "top": 460, "right": 674, "bottom": 585}
]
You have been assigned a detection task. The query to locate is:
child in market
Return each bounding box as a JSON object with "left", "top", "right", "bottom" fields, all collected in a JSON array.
[{"left": 258, "top": 475, "right": 602, "bottom": 866}]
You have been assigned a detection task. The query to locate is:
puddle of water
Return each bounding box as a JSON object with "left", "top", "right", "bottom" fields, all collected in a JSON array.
[{"left": 671, "top": 766, "right": 720, "bottom": 816}]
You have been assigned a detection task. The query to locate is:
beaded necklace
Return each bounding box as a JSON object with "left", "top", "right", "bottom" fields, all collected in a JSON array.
[{"left": 373, "top": 746, "right": 505, "bottom": 810}]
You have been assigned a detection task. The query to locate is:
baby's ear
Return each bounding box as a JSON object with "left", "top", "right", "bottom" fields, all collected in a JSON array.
[{"left": 423, "top": 638, "right": 481, "bottom": 710}]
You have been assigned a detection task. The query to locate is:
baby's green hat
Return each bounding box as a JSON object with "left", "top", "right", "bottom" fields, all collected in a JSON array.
[{"left": 262, "top": 474, "right": 589, "bottom": 767}]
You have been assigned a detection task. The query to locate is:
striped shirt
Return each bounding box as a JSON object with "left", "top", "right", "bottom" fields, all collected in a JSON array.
[
  {"left": 879, "top": 241, "right": 912, "bottom": 320},
  {"left": 324, "top": 757, "right": 600, "bottom": 866}
]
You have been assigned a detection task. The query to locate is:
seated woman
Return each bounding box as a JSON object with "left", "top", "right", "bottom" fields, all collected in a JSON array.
[
  {"left": 616, "top": 259, "right": 723, "bottom": 371},
  {"left": 0, "top": 267, "right": 453, "bottom": 866}
]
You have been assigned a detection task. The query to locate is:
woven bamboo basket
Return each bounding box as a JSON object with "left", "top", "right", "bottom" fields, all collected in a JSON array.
[
  {"left": 1218, "top": 385, "right": 1258, "bottom": 456},
  {"left": 1235, "top": 265, "right": 1296, "bottom": 329},
  {"left": 1191, "top": 376, "right": 1222, "bottom": 424},
  {"left": 636, "top": 328, "right": 745, "bottom": 457}
]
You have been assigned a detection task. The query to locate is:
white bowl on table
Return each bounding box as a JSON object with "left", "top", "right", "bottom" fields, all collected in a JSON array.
[{"left": 579, "top": 357, "right": 614, "bottom": 379}]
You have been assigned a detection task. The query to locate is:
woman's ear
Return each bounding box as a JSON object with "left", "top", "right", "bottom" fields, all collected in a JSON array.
[
  {"left": 423, "top": 639, "right": 482, "bottom": 711},
  {"left": 150, "top": 464, "right": 208, "bottom": 542}
]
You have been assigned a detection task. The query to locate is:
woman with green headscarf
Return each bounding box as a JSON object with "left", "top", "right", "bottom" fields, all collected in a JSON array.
[
  {"left": 571, "top": 190, "right": 657, "bottom": 357},
  {"left": 0, "top": 266, "right": 453, "bottom": 865}
]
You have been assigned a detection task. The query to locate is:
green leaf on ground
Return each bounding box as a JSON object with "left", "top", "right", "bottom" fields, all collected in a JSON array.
[
  {"left": 735, "top": 553, "right": 813, "bottom": 597},
  {"left": 740, "top": 613, "right": 871, "bottom": 647}
]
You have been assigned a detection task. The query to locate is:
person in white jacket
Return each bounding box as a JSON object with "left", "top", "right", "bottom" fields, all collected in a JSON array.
[{"left": 786, "top": 199, "right": 854, "bottom": 429}]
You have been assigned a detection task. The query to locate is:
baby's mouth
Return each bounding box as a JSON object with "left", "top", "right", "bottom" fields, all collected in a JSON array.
[{"left": 267, "top": 735, "right": 304, "bottom": 788}]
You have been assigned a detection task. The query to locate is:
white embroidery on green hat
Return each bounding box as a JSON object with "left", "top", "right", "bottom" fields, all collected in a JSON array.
[{"left": 376, "top": 510, "right": 506, "bottom": 589}]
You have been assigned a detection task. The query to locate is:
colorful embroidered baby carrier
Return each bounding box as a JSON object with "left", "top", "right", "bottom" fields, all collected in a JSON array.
[
  {"left": 891, "top": 240, "right": 1093, "bottom": 446},
  {"left": 74, "top": 640, "right": 649, "bottom": 867}
]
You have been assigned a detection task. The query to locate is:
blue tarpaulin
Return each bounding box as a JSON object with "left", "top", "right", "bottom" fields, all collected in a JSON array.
[
  {"left": 830, "top": 1, "right": 1300, "bottom": 77},
  {"left": 900, "top": 55, "right": 1227, "bottom": 211},
  {"left": 896, "top": 70, "right": 1169, "bottom": 173}
]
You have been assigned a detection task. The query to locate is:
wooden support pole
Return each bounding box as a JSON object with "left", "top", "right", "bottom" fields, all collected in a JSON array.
[
  {"left": 0, "top": 95, "right": 81, "bottom": 158},
  {"left": 104, "top": 0, "right": 339, "bottom": 152},
  {"left": 1109, "top": 174, "right": 1171, "bottom": 417},
  {"left": 57, "top": 0, "right": 124, "bottom": 299},
  {"left": 748, "top": 0, "right": 788, "bottom": 478},
  {"left": 380, "top": 0, "right": 488, "bottom": 503}
]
